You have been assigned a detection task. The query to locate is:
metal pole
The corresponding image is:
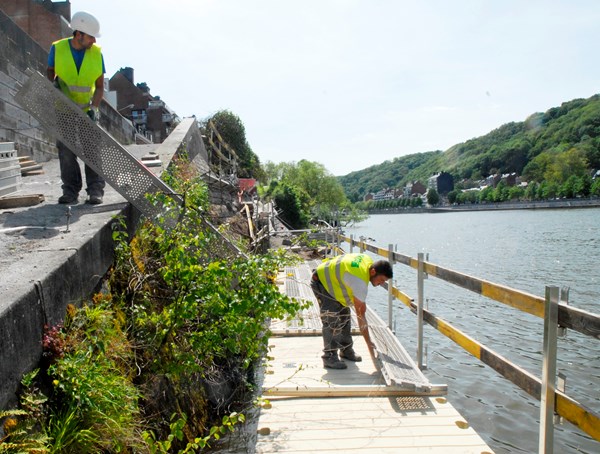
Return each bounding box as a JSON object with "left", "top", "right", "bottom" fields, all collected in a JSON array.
[
  {"left": 388, "top": 244, "right": 394, "bottom": 330},
  {"left": 349, "top": 234, "right": 354, "bottom": 253},
  {"left": 539, "top": 286, "right": 559, "bottom": 454},
  {"left": 417, "top": 253, "right": 425, "bottom": 370}
]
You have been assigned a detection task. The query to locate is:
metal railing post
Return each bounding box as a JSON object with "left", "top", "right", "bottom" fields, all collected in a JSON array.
[
  {"left": 349, "top": 234, "right": 354, "bottom": 253},
  {"left": 388, "top": 244, "right": 394, "bottom": 330},
  {"left": 359, "top": 236, "right": 365, "bottom": 253},
  {"left": 539, "top": 285, "right": 559, "bottom": 454},
  {"left": 417, "top": 253, "right": 425, "bottom": 370}
]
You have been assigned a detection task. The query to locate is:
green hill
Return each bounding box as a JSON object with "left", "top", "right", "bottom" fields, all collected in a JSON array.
[{"left": 339, "top": 94, "right": 600, "bottom": 201}]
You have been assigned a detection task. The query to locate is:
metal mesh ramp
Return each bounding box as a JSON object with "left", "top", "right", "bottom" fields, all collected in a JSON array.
[
  {"left": 366, "top": 308, "right": 435, "bottom": 392},
  {"left": 269, "top": 264, "right": 324, "bottom": 333},
  {"left": 14, "top": 71, "right": 182, "bottom": 226},
  {"left": 272, "top": 260, "right": 446, "bottom": 395}
]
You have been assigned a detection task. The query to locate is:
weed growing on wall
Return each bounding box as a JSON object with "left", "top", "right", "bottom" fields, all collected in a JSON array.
[{"left": 0, "top": 155, "right": 305, "bottom": 452}]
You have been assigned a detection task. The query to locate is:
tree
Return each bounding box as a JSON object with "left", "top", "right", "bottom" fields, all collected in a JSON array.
[
  {"left": 591, "top": 178, "right": 600, "bottom": 196},
  {"left": 203, "top": 110, "right": 262, "bottom": 179},
  {"left": 271, "top": 182, "right": 309, "bottom": 229},
  {"left": 264, "top": 160, "right": 349, "bottom": 224},
  {"left": 544, "top": 148, "right": 589, "bottom": 184},
  {"left": 447, "top": 190, "right": 459, "bottom": 204},
  {"left": 427, "top": 188, "right": 440, "bottom": 206}
]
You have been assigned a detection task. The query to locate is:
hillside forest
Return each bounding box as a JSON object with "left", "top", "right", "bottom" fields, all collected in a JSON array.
[
  {"left": 207, "top": 94, "right": 600, "bottom": 229},
  {"left": 339, "top": 94, "right": 600, "bottom": 208}
]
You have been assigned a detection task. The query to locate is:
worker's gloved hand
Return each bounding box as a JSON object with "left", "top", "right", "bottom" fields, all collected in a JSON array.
[{"left": 87, "top": 108, "right": 99, "bottom": 123}]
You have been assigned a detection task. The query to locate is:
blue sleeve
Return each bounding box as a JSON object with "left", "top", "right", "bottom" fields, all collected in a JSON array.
[
  {"left": 48, "top": 45, "right": 55, "bottom": 68},
  {"left": 102, "top": 54, "right": 106, "bottom": 74}
]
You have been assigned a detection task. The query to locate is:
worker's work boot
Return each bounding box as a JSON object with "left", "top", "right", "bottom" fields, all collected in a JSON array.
[
  {"left": 340, "top": 348, "right": 362, "bottom": 362},
  {"left": 87, "top": 194, "right": 103, "bottom": 205},
  {"left": 58, "top": 192, "right": 78, "bottom": 204},
  {"left": 323, "top": 354, "right": 347, "bottom": 369}
]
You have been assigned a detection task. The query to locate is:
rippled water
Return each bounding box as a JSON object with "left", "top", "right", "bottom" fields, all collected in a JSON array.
[{"left": 344, "top": 208, "right": 600, "bottom": 454}]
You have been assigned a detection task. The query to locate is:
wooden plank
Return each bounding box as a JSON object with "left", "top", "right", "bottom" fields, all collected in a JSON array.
[
  {"left": 264, "top": 385, "right": 447, "bottom": 398},
  {"left": 256, "top": 269, "right": 494, "bottom": 453},
  {"left": 0, "top": 194, "right": 45, "bottom": 209},
  {"left": 256, "top": 395, "right": 493, "bottom": 453}
]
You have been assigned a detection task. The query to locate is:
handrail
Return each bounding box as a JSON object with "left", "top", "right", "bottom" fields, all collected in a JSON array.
[
  {"left": 337, "top": 233, "right": 600, "bottom": 443},
  {"left": 341, "top": 235, "right": 600, "bottom": 339}
]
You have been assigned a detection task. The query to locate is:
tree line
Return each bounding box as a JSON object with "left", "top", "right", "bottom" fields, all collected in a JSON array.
[
  {"left": 338, "top": 94, "right": 600, "bottom": 204},
  {"left": 205, "top": 93, "right": 600, "bottom": 226}
]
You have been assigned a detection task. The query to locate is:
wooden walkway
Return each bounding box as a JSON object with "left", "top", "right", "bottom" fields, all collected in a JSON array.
[{"left": 254, "top": 261, "right": 494, "bottom": 453}]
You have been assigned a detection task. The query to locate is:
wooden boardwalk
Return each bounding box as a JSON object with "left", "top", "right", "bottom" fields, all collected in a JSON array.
[{"left": 254, "top": 261, "right": 494, "bottom": 453}]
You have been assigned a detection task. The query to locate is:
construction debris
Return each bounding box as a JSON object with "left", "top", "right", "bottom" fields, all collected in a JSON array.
[
  {"left": 19, "top": 156, "right": 44, "bottom": 176},
  {"left": 0, "top": 194, "right": 45, "bottom": 209}
]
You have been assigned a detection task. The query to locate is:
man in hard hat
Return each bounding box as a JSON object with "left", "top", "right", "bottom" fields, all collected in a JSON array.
[
  {"left": 46, "top": 11, "right": 106, "bottom": 205},
  {"left": 311, "top": 253, "right": 393, "bottom": 369}
]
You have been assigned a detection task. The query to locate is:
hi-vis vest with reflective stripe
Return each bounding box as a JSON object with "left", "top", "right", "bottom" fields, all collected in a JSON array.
[
  {"left": 53, "top": 38, "right": 102, "bottom": 110},
  {"left": 316, "top": 253, "right": 373, "bottom": 307}
]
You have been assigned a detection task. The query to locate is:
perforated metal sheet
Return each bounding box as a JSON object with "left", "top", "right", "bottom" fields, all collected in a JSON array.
[{"left": 14, "top": 71, "right": 182, "bottom": 225}]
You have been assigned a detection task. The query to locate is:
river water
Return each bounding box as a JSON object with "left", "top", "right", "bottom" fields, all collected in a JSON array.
[{"left": 343, "top": 208, "right": 600, "bottom": 454}]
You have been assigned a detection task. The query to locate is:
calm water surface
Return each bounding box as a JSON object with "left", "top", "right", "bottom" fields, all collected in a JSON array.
[{"left": 344, "top": 208, "right": 600, "bottom": 454}]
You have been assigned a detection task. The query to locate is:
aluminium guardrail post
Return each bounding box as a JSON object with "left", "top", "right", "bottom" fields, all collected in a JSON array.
[
  {"left": 539, "top": 285, "right": 559, "bottom": 454},
  {"left": 417, "top": 252, "right": 425, "bottom": 370},
  {"left": 388, "top": 244, "right": 394, "bottom": 330}
]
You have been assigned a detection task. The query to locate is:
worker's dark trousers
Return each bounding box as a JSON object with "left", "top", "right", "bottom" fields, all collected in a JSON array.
[
  {"left": 311, "top": 276, "right": 353, "bottom": 358},
  {"left": 58, "top": 141, "right": 105, "bottom": 197}
]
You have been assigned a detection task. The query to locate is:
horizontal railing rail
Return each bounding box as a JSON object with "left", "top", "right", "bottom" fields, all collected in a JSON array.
[
  {"left": 340, "top": 235, "right": 600, "bottom": 339},
  {"left": 336, "top": 233, "right": 600, "bottom": 445}
]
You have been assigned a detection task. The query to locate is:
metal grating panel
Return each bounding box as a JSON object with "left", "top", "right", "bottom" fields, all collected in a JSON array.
[{"left": 14, "top": 71, "right": 182, "bottom": 225}]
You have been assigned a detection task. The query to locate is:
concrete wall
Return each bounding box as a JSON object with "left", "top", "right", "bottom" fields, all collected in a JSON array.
[{"left": 0, "top": 202, "right": 141, "bottom": 411}]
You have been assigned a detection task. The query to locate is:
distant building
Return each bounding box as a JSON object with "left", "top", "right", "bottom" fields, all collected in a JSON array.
[
  {"left": 238, "top": 178, "right": 257, "bottom": 202},
  {"left": 428, "top": 172, "right": 454, "bottom": 195},
  {"left": 371, "top": 188, "right": 395, "bottom": 201},
  {"left": 109, "top": 67, "right": 179, "bottom": 143},
  {"left": 1, "top": 0, "right": 71, "bottom": 51},
  {"left": 500, "top": 172, "right": 517, "bottom": 186},
  {"left": 484, "top": 174, "right": 501, "bottom": 188},
  {"left": 404, "top": 180, "right": 426, "bottom": 197}
]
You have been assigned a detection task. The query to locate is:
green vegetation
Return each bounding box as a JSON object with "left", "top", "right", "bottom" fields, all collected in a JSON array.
[
  {"left": 200, "top": 110, "right": 263, "bottom": 180},
  {"left": 261, "top": 159, "right": 366, "bottom": 229},
  {"left": 338, "top": 94, "right": 600, "bottom": 204},
  {"left": 2, "top": 157, "right": 305, "bottom": 453}
]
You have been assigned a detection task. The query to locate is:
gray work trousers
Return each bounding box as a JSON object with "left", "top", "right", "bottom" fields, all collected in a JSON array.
[
  {"left": 311, "top": 274, "right": 353, "bottom": 358},
  {"left": 58, "top": 140, "right": 105, "bottom": 197}
]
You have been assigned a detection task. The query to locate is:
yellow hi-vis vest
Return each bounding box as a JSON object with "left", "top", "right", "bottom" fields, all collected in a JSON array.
[
  {"left": 316, "top": 253, "right": 373, "bottom": 307},
  {"left": 53, "top": 38, "right": 102, "bottom": 110}
]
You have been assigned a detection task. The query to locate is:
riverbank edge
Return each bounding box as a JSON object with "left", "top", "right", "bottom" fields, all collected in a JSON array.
[{"left": 367, "top": 197, "right": 600, "bottom": 214}]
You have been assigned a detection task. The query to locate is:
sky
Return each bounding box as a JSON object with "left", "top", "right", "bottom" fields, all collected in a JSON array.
[{"left": 69, "top": 0, "right": 600, "bottom": 176}]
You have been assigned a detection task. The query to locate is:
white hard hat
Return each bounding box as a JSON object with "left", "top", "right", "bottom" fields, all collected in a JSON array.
[{"left": 70, "top": 11, "right": 101, "bottom": 38}]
